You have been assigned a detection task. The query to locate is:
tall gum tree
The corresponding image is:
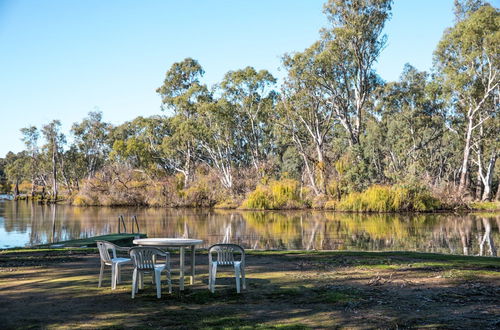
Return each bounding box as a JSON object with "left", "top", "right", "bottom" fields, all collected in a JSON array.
[
  {"left": 374, "top": 64, "right": 449, "bottom": 184},
  {"left": 156, "top": 58, "right": 211, "bottom": 187},
  {"left": 71, "top": 111, "right": 111, "bottom": 180},
  {"left": 41, "top": 120, "right": 65, "bottom": 200},
  {"left": 434, "top": 4, "right": 499, "bottom": 194},
  {"left": 196, "top": 99, "right": 237, "bottom": 190},
  {"left": 20, "top": 126, "right": 40, "bottom": 197},
  {"left": 319, "top": 0, "right": 392, "bottom": 146},
  {"left": 279, "top": 0, "right": 392, "bottom": 195},
  {"left": 220, "top": 67, "right": 277, "bottom": 173}
]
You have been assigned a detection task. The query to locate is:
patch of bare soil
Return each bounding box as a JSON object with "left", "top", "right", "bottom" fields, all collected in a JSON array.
[{"left": 0, "top": 250, "right": 499, "bottom": 329}]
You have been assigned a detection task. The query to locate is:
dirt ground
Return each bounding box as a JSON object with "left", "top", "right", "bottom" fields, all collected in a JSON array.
[{"left": 0, "top": 249, "right": 499, "bottom": 329}]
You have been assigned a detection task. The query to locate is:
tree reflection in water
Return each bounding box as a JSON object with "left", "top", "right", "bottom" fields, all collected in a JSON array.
[{"left": 1, "top": 200, "right": 498, "bottom": 256}]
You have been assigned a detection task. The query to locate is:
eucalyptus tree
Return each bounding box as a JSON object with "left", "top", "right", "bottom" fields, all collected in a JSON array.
[
  {"left": 20, "top": 126, "right": 40, "bottom": 197},
  {"left": 71, "top": 111, "right": 111, "bottom": 180},
  {"left": 156, "top": 58, "right": 211, "bottom": 186},
  {"left": 454, "top": 0, "right": 486, "bottom": 22},
  {"left": 278, "top": 0, "right": 392, "bottom": 195},
  {"left": 277, "top": 80, "right": 333, "bottom": 195},
  {"left": 0, "top": 157, "right": 7, "bottom": 193},
  {"left": 111, "top": 116, "right": 172, "bottom": 176},
  {"left": 316, "top": 0, "right": 392, "bottom": 147},
  {"left": 374, "top": 64, "right": 450, "bottom": 184},
  {"left": 4, "top": 151, "right": 29, "bottom": 198},
  {"left": 195, "top": 99, "right": 239, "bottom": 190},
  {"left": 472, "top": 108, "right": 499, "bottom": 200},
  {"left": 41, "top": 120, "right": 65, "bottom": 200},
  {"left": 434, "top": 3, "right": 499, "bottom": 194},
  {"left": 220, "top": 67, "right": 277, "bottom": 172}
]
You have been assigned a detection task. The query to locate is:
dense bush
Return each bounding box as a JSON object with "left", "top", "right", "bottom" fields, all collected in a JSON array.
[
  {"left": 241, "top": 179, "right": 307, "bottom": 209},
  {"left": 71, "top": 164, "right": 149, "bottom": 206},
  {"left": 328, "top": 185, "right": 441, "bottom": 212}
]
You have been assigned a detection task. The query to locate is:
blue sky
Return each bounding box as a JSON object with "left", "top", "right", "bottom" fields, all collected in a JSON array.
[{"left": 0, "top": 0, "right": 464, "bottom": 157}]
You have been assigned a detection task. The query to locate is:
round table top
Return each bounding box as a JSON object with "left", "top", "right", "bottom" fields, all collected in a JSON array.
[{"left": 133, "top": 238, "right": 203, "bottom": 246}]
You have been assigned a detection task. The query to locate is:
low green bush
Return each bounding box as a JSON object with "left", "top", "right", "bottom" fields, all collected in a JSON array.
[
  {"left": 241, "top": 179, "right": 306, "bottom": 210},
  {"left": 332, "top": 185, "right": 441, "bottom": 212},
  {"left": 469, "top": 201, "right": 500, "bottom": 210}
]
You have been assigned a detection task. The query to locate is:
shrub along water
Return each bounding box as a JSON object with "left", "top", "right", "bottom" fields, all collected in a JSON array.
[
  {"left": 70, "top": 172, "right": 452, "bottom": 212},
  {"left": 327, "top": 185, "right": 441, "bottom": 212},
  {"left": 241, "top": 179, "right": 308, "bottom": 210}
]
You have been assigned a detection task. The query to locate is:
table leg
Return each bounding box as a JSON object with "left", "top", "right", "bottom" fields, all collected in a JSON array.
[
  {"left": 180, "top": 246, "right": 185, "bottom": 291},
  {"left": 190, "top": 245, "right": 195, "bottom": 285}
]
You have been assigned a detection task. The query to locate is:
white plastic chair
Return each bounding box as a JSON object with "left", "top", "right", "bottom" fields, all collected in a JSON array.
[
  {"left": 96, "top": 241, "right": 132, "bottom": 290},
  {"left": 208, "top": 244, "right": 246, "bottom": 293},
  {"left": 129, "top": 247, "right": 172, "bottom": 299}
]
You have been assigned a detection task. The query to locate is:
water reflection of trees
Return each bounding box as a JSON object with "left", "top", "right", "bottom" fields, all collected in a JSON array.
[{"left": 0, "top": 201, "right": 498, "bottom": 256}]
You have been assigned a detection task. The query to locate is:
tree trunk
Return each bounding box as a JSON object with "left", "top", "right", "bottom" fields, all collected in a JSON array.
[
  {"left": 458, "top": 117, "right": 473, "bottom": 193},
  {"left": 13, "top": 178, "right": 20, "bottom": 200},
  {"left": 475, "top": 170, "right": 483, "bottom": 200},
  {"left": 475, "top": 148, "right": 483, "bottom": 200},
  {"left": 481, "top": 151, "right": 497, "bottom": 201},
  {"left": 30, "top": 176, "right": 36, "bottom": 198},
  {"left": 316, "top": 144, "right": 326, "bottom": 194},
  {"left": 183, "top": 143, "right": 192, "bottom": 188},
  {"left": 496, "top": 180, "right": 500, "bottom": 201},
  {"left": 52, "top": 144, "right": 58, "bottom": 201}
]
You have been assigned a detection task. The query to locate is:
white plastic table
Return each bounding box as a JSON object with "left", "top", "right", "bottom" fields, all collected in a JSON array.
[{"left": 132, "top": 238, "right": 203, "bottom": 290}]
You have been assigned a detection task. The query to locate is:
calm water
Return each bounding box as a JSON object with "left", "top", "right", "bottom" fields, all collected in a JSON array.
[{"left": 0, "top": 200, "right": 498, "bottom": 256}]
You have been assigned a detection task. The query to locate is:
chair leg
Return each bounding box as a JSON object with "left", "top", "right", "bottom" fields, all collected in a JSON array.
[
  {"left": 155, "top": 270, "right": 162, "bottom": 299},
  {"left": 114, "top": 264, "right": 121, "bottom": 288},
  {"left": 208, "top": 262, "right": 212, "bottom": 290},
  {"left": 234, "top": 265, "right": 241, "bottom": 294},
  {"left": 111, "top": 263, "right": 116, "bottom": 290},
  {"left": 138, "top": 272, "right": 144, "bottom": 290},
  {"left": 98, "top": 261, "right": 105, "bottom": 288},
  {"left": 241, "top": 265, "right": 246, "bottom": 290},
  {"left": 166, "top": 270, "right": 172, "bottom": 294},
  {"left": 131, "top": 269, "right": 137, "bottom": 299},
  {"left": 117, "top": 264, "right": 121, "bottom": 284},
  {"left": 210, "top": 262, "right": 218, "bottom": 293}
]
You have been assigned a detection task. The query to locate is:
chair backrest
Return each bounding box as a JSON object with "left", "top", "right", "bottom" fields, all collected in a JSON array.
[
  {"left": 97, "top": 241, "right": 117, "bottom": 264},
  {"left": 208, "top": 244, "right": 245, "bottom": 266},
  {"left": 129, "top": 247, "right": 163, "bottom": 271}
]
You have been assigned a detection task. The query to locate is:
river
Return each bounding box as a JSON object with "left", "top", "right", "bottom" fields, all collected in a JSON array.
[{"left": 0, "top": 200, "right": 498, "bottom": 256}]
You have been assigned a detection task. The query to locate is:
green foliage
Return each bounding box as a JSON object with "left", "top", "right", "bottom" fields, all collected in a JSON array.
[
  {"left": 332, "top": 185, "right": 441, "bottom": 212},
  {"left": 241, "top": 179, "right": 306, "bottom": 209},
  {"left": 469, "top": 201, "right": 500, "bottom": 210}
]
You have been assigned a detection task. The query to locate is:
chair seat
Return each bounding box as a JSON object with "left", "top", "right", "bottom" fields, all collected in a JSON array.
[
  {"left": 212, "top": 260, "right": 240, "bottom": 267},
  {"left": 112, "top": 257, "right": 132, "bottom": 264},
  {"left": 137, "top": 264, "right": 167, "bottom": 271}
]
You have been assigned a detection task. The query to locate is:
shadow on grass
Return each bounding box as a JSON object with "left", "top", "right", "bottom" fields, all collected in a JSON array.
[{"left": 0, "top": 249, "right": 499, "bottom": 329}]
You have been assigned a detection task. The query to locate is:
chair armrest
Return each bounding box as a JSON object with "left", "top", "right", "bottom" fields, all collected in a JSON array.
[
  {"left": 115, "top": 246, "right": 131, "bottom": 252},
  {"left": 153, "top": 250, "right": 170, "bottom": 266},
  {"left": 155, "top": 250, "right": 170, "bottom": 258}
]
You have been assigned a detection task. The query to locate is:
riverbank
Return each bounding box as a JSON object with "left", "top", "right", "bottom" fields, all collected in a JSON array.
[
  {"left": 1, "top": 248, "right": 499, "bottom": 329},
  {"left": 11, "top": 189, "right": 500, "bottom": 213}
]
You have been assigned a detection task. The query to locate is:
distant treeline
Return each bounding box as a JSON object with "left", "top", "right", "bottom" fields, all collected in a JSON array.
[{"left": 0, "top": 0, "right": 499, "bottom": 211}]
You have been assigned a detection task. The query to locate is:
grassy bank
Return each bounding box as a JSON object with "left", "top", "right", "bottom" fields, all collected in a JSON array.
[
  {"left": 1, "top": 248, "right": 499, "bottom": 329},
  {"left": 12, "top": 177, "right": 500, "bottom": 212}
]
